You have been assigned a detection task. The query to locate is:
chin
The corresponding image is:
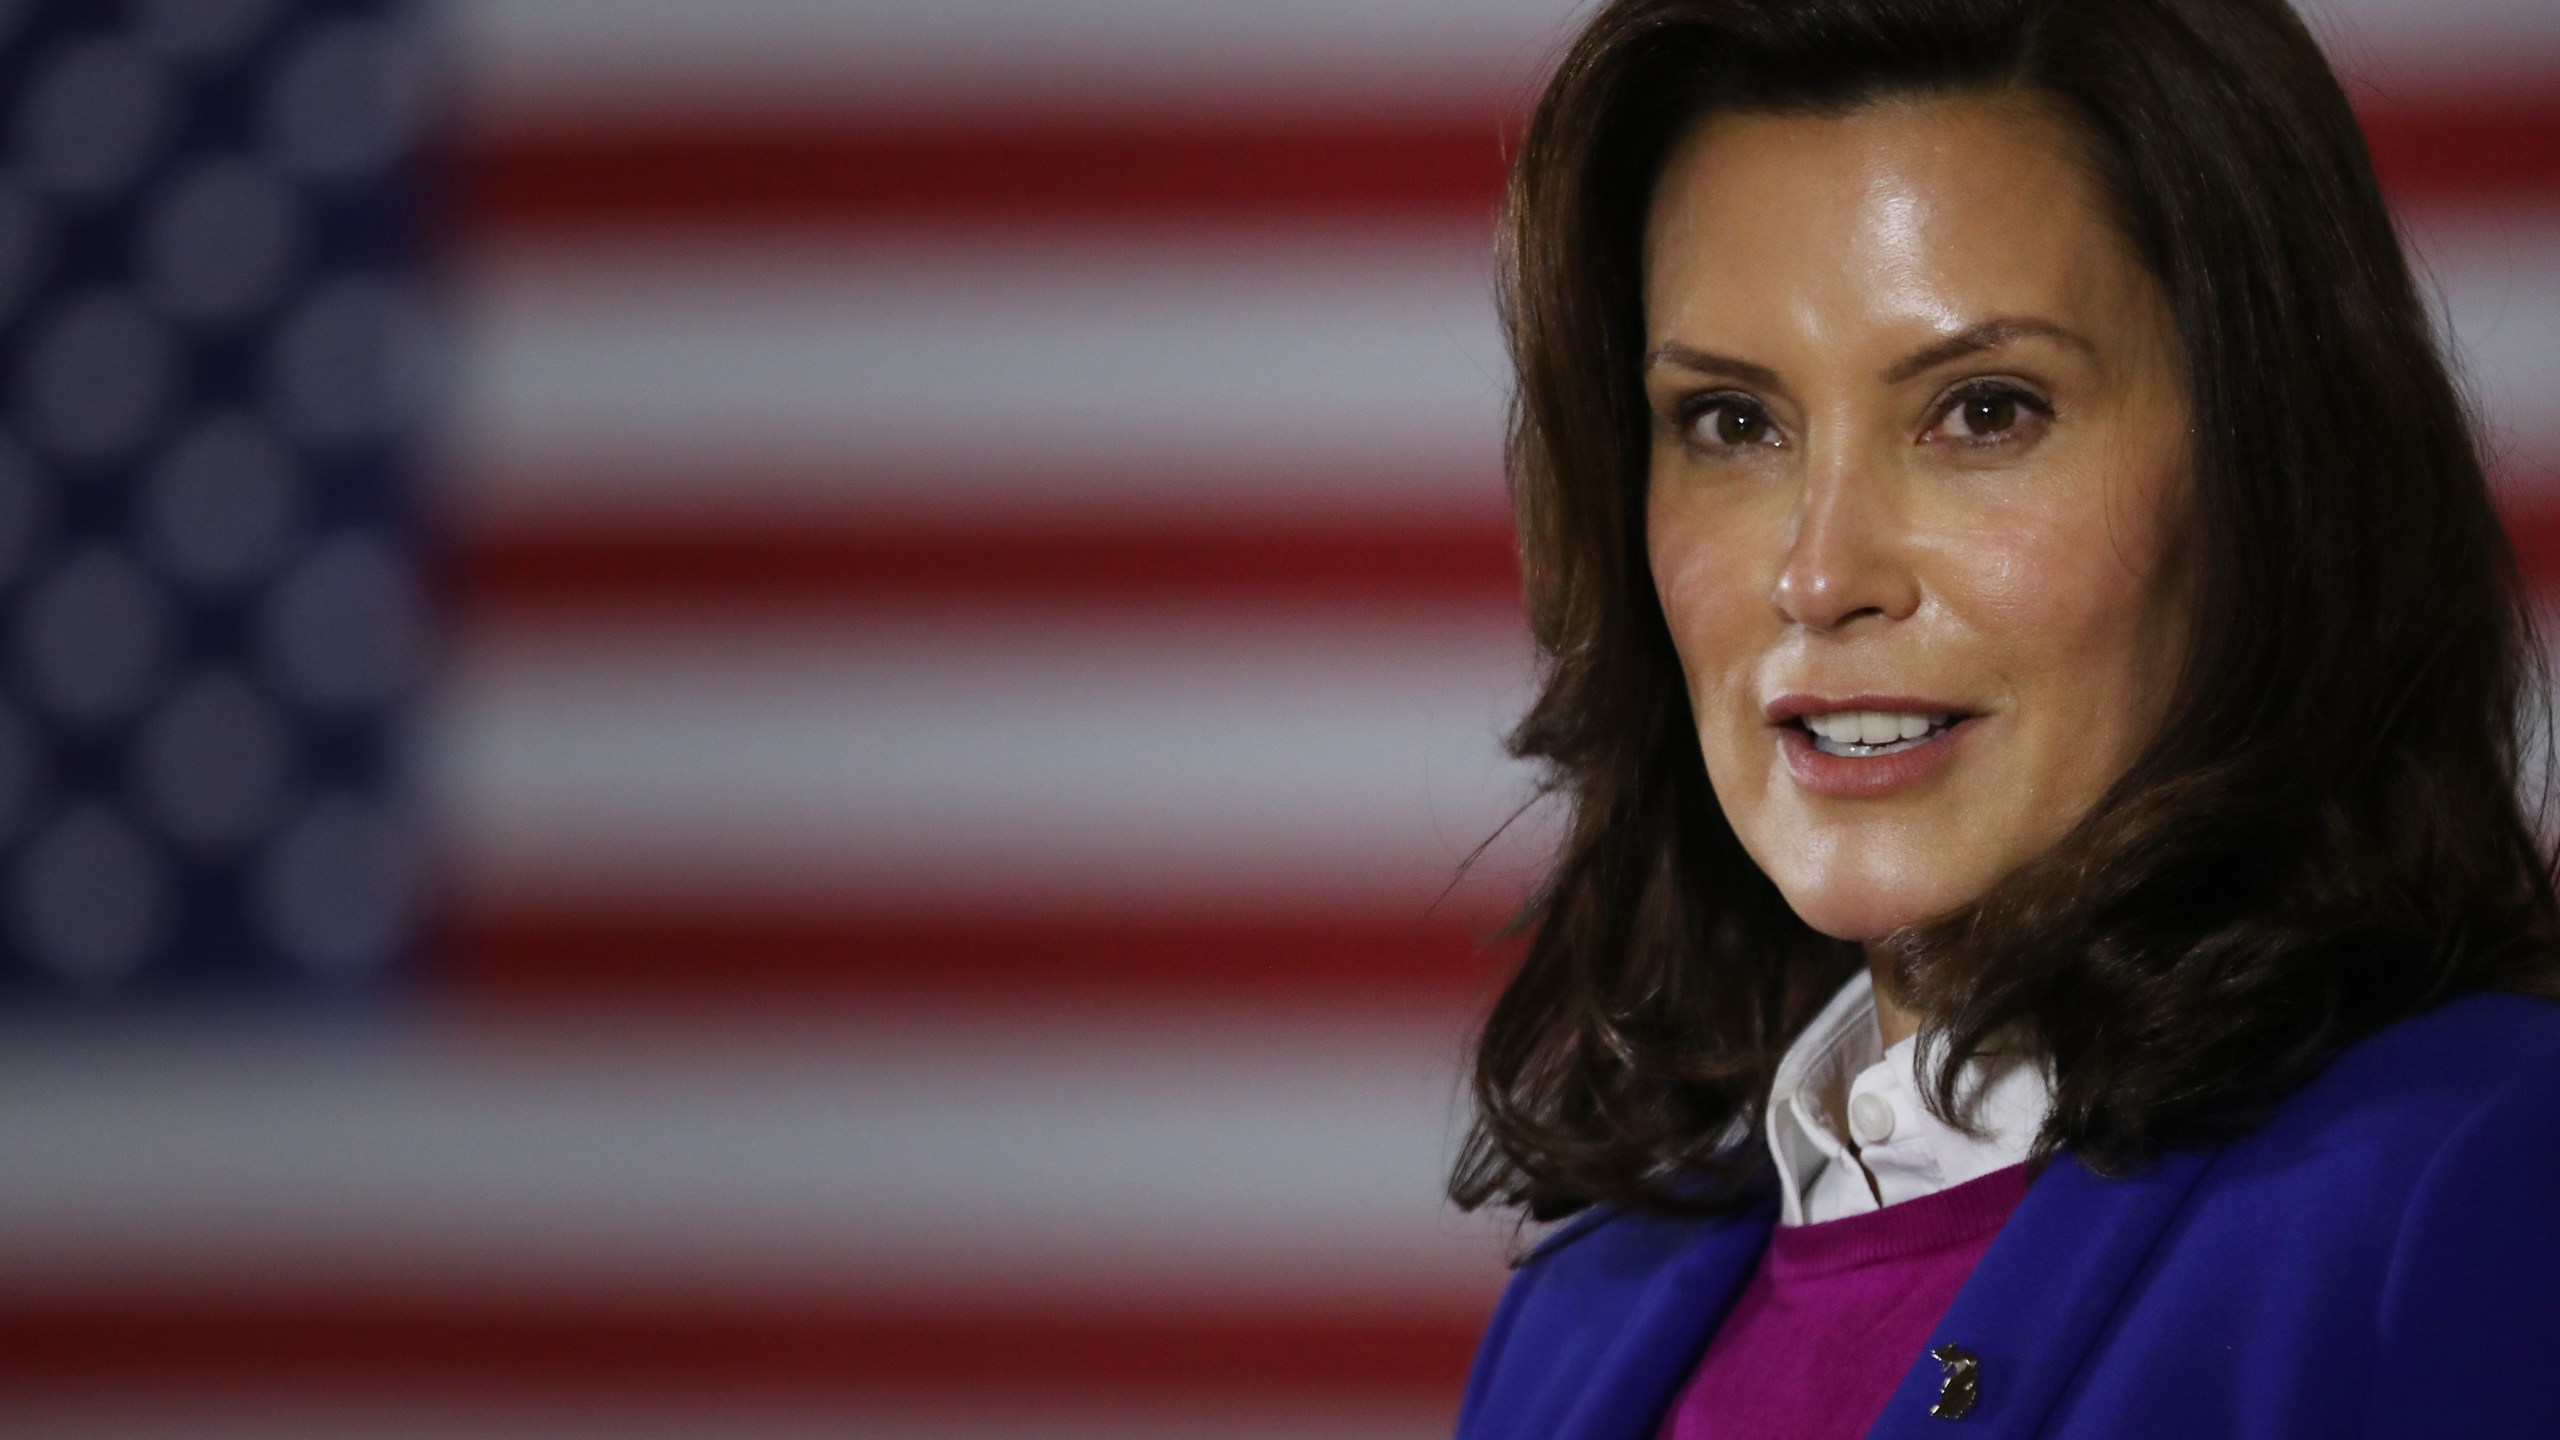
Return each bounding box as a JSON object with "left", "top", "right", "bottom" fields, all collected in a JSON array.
[
  {"left": 1779, "top": 892, "right": 1918, "bottom": 942},
  {"left": 1766, "top": 863, "right": 1979, "bottom": 943}
]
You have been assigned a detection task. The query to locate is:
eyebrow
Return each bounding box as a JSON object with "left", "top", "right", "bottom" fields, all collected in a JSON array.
[
  {"left": 1643, "top": 316, "right": 2098, "bottom": 391},
  {"left": 1643, "top": 342, "right": 1782, "bottom": 390},
  {"left": 1881, "top": 316, "right": 2097, "bottom": 384}
]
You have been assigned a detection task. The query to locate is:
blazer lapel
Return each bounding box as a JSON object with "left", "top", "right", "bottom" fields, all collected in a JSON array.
[
  {"left": 1862, "top": 1148, "right": 2219, "bottom": 1440},
  {"left": 1550, "top": 1195, "right": 1777, "bottom": 1440}
]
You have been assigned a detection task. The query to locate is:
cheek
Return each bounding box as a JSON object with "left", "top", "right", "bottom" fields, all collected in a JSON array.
[
  {"left": 1645, "top": 493, "right": 1763, "bottom": 703},
  {"left": 1947, "top": 466, "right": 2185, "bottom": 740},
  {"left": 1946, "top": 517, "right": 2119, "bottom": 647},
  {"left": 1647, "top": 490, "right": 1794, "bottom": 847}
]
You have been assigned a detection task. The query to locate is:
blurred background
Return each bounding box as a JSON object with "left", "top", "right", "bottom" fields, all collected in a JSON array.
[{"left": 0, "top": 0, "right": 2546, "bottom": 1435}]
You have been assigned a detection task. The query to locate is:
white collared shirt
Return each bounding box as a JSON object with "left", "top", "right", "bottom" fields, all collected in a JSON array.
[{"left": 1767, "top": 970, "right": 2053, "bottom": 1226}]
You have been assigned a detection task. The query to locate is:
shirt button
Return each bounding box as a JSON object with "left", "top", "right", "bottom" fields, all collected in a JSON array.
[{"left": 1848, "top": 1092, "right": 1898, "bottom": 1145}]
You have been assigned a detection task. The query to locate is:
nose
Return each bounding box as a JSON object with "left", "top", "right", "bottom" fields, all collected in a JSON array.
[{"left": 1770, "top": 453, "right": 1920, "bottom": 631}]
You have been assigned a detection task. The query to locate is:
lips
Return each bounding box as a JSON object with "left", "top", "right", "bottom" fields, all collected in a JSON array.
[
  {"left": 1798, "top": 708, "right": 1955, "bottom": 755},
  {"left": 1765, "top": 694, "right": 1979, "bottom": 798}
]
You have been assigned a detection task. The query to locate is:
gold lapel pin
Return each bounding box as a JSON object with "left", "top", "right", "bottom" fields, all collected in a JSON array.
[{"left": 1929, "top": 1343, "right": 1980, "bottom": 1420}]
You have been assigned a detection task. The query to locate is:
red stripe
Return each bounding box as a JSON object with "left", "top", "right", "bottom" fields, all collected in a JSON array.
[
  {"left": 0, "top": 1289, "right": 1485, "bottom": 1404},
  {"left": 456, "top": 497, "right": 2560, "bottom": 620},
  {"left": 456, "top": 106, "right": 1519, "bottom": 236},
  {"left": 2501, "top": 495, "right": 2560, "bottom": 588},
  {"left": 454, "top": 95, "right": 2560, "bottom": 235},
  {"left": 2359, "top": 95, "right": 2560, "bottom": 207},
  {"left": 443, "top": 903, "right": 1522, "bottom": 1012},
  {"left": 456, "top": 505, "right": 1522, "bottom": 619}
]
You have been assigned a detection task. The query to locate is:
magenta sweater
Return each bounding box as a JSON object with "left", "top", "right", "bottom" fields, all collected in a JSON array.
[{"left": 1655, "top": 1163, "right": 2033, "bottom": 1440}]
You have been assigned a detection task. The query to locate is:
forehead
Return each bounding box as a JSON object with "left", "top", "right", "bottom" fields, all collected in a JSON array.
[{"left": 1642, "top": 93, "right": 2148, "bottom": 347}]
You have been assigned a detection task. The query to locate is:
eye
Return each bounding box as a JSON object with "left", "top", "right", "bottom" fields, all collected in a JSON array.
[
  {"left": 1682, "top": 394, "right": 1780, "bottom": 452},
  {"left": 1953, "top": 393, "right": 2018, "bottom": 436},
  {"left": 1928, "top": 382, "right": 2051, "bottom": 446}
]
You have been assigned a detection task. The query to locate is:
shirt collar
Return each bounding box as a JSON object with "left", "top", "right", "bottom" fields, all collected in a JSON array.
[{"left": 1765, "top": 969, "right": 2052, "bottom": 1226}]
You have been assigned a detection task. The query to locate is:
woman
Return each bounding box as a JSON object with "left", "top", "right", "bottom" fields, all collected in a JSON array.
[{"left": 1449, "top": 1, "right": 2560, "bottom": 1436}]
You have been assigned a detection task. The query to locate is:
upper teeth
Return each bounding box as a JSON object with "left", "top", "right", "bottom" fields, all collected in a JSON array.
[{"left": 1804, "top": 711, "right": 1944, "bottom": 746}]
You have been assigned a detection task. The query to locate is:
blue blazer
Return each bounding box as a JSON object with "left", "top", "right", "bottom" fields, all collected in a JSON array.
[{"left": 1456, "top": 992, "right": 2560, "bottom": 1440}]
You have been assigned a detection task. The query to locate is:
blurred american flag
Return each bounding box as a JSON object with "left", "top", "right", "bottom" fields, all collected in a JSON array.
[{"left": 0, "top": 0, "right": 2553, "bottom": 1436}]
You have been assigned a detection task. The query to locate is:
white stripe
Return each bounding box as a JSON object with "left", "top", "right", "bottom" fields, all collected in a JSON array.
[
  {"left": 458, "top": 218, "right": 2560, "bottom": 519},
  {"left": 457, "top": 0, "right": 1592, "bottom": 117},
  {"left": 2407, "top": 209, "right": 2560, "bottom": 482},
  {"left": 456, "top": 235, "right": 1509, "bottom": 523},
  {"left": 2299, "top": 0, "right": 2560, "bottom": 88},
  {"left": 0, "top": 1013, "right": 1506, "bottom": 1297},
  {"left": 453, "top": 0, "right": 2560, "bottom": 118},
  {"left": 433, "top": 611, "right": 1548, "bottom": 905}
]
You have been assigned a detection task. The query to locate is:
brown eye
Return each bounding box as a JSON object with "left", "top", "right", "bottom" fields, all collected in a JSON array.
[
  {"left": 1933, "top": 385, "right": 2049, "bottom": 446},
  {"left": 1715, "top": 406, "right": 1768, "bottom": 445},
  {"left": 1693, "top": 400, "right": 1771, "bottom": 449},
  {"left": 1957, "top": 394, "right": 2018, "bottom": 435}
]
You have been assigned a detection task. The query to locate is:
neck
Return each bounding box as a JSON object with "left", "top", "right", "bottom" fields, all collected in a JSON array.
[{"left": 1864, "top": 944, "right": 1925, "bottom": 1047}]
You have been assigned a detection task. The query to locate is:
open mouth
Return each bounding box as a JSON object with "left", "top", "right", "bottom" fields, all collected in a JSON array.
[{"left": 1791, "top": 709, "right": 1961, "bottom": 758}]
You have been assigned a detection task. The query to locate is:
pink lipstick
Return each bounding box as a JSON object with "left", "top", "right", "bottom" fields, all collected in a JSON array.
[{"left": 1764, "top": 694, "right": 1979, "bottom": 798}]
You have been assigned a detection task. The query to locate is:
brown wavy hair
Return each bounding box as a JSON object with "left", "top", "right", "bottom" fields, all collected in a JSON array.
[{"left": 1453, "top": 0, "right": 2560, "bottom": 1222}]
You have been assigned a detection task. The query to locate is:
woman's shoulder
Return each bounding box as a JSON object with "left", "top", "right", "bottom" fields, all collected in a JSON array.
[
  {"left": 2274, "top": 989, "right": 2560, "bottom": 1145},
  {"left": 1508, "top": 1184, "right": 1768, "bottom": 1289},
  {"left": 2172, "top": 989, "right": 2560, "bottom": 1279},
  {"left": 2165, "top": 990, "right": 2560, "bottom": 1435},
  {"left": 1503, "top": 990, "right": 2560, "bottom": 1271},
  {"left": 1459, "top": 1193, "right": 1775, "bottom": 1440}
]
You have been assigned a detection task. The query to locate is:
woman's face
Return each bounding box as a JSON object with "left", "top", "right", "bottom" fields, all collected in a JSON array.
[{"left": 1642, "top": 94, "right": 2192, "bottom": 942}]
